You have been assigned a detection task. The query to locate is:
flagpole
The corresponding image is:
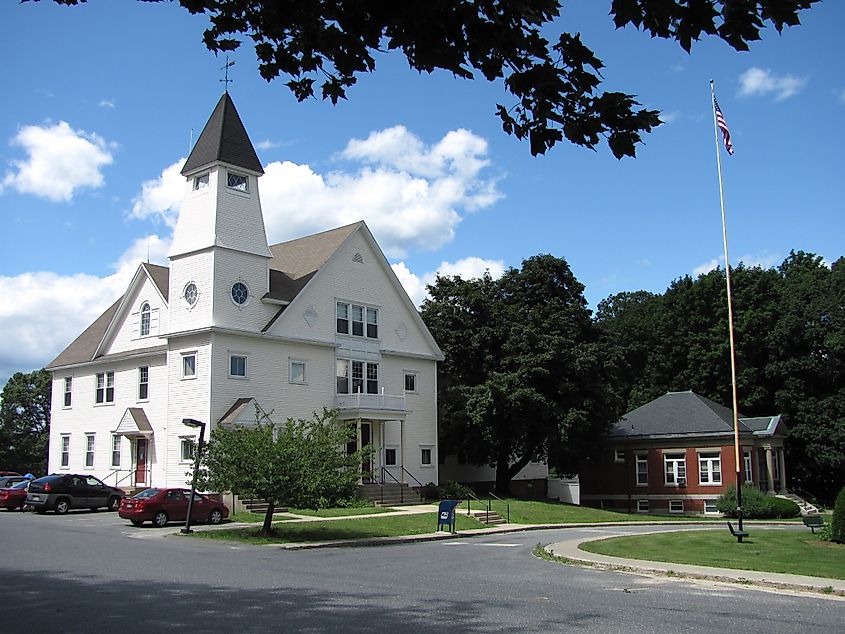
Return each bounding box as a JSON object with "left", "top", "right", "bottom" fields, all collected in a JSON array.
[{"left": 710, "top": 80, "right": 744, "bottom": 532}]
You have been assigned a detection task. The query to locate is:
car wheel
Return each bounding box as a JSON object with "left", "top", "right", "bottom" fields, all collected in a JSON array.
[
  {"left": 55, "top": 498, "right": 70, "bottom": 514},
  {"left": 130, "top": 519, "right": 144, "bottom": 527},
  {"left": 153, "top": 510, "right": 168, "bottom": 527},
  {"left": 209, "top": 509, "right": 223, "bottom": 525},
  {"left": 108, "top": 496, "right": 121, "bottom": 511}
]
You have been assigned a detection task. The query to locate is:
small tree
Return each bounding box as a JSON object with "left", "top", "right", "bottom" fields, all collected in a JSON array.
[
  {"left": 201, "top": 408, "right": 371, "bottom": 535},
  {"left": 0, "top": 369, "right": 51, "bottom": 474},
  {"left": 831, "top": 486, "right": 845, "bottom": 544}
]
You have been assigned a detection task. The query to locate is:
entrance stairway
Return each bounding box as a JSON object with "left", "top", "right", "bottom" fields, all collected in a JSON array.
[
  {"left": 467, "top": 509, "right": 506, "bottom": 525},
  {"left": 240, "top": 498, "right": 288, "bottom": 515},
  {"left": 777, "top": 492, "right": 819, "bottom": 516},
  {"left": 358, "top": 483, "right": 423, "bottom": 507}
]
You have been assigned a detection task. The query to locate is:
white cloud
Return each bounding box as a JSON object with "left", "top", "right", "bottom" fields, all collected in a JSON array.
[
  {"left": 0, "top": 234, "right": 170, "bottom": 386},
  {"left": 692, "top": 257, "right": 722, "bottom": 277},
  {"left": 256, "top": 139, "right": 280, "bottom": 150},
  {"left": 99, "top": 99, "right": 116, "bottom": 109},
  {"left": 1, "top": 121, "right": 114, "bottom": 201},
  {"left": 839, "top": 89, "right": 845, "bottom": 105},
  {"left": 260, "top": 126, "right": 501, "bottom": 258},
  {"left": 736, "top": 252, "right": 780, "bottom": 270},
  {"left": 738, "top": 67, "right": 807, "bottom": 101},
  {"left": 128, "top": 158, "right": 186, "bottom": 227},
  {"left": 392, "top": 257, "right": 506, "bottom": 307},
  {"left": 659, "top": 111, "right": 680, "bottom": 124}
]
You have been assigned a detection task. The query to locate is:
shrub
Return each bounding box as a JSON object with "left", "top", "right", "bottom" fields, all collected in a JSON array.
[
  {"left": 831, "top": 486, "right": 845, "bottom": 543},
  {"left": 420, "top": 482, "right": 440, "bottom": 501},
  {"left": 818, "top": 523, "right": 833, "bottom": 542},
  {"left": 438, "top": 480, "right": 474, "bottom": 500},
  {"left": 716, "top": 485, "right": 799, "bottom": 519}
]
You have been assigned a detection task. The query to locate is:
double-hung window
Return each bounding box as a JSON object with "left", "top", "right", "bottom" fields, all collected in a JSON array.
[
  {"left": 138, "top": 366, "right": 149, "bottom": 401},
  {"left": 743, "top": 449, "right": 753, "bottom": 483},
  {"left": 182, "top": 353, "right": 197, "bottom": 379},
  {"left": 85, "top": 433, "right": 95, "bottom": 468},
  {"left": 229, "top": 354, "right": 247, "bottom": 378},
  {"left": 664, "top": 452, "right": 686, "bottom": 485},
  {"left": 111, "top": 435, "right": 121, "bottom": 468},
  {"left": 63, "top": 376, "right": 72, "bottom": 407},
  {"left": 366, "top": 308, "right": 378, "bottom": 338},
  {"left": 95, "top": 371, "right": 115, "bottom": 404},
  {"left": 404, "top": 372, "right": 417, "bottom": 393},
  {"left": 336, "top": 359, "right": 379, "bottom": 394},
  {"left": 60, "top": 435, "right": 70, "bottom": 468},
  {"left": 635, "top": 454, "right": 648, "bottom": 486},
  {"left": 698, "top": 451, "right": 722, "bottom": 485},
  {"left": 140, "top": 302, "right": 151, "bottom": 337},
  {"left": 336, "top": 302, "right": 379, "bottom": 339},
  {"left": 351, "top": 305, "right": 364, "bottom": 336}
]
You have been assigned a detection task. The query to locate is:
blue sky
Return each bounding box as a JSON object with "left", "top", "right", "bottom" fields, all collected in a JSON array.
[{"left": 1, "top": 1, "right": 843, "bottom": 387}]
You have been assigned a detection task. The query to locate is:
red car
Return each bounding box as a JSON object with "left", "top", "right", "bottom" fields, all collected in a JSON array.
[
  {"left": 0, "top": 480, "right": 30, "bottom": 510},
  {"left": 119, "top": 488, "right": 229, "bottom": 527}
]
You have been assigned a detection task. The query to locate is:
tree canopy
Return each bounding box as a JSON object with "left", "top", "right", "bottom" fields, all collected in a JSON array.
[
  {"left": 421, "top": 254, "right": 623, "bottom": 493},
  {"left": 199, "top": 407, "right": 370, "bottom": 534},
  {"left": 0, "top": 369, "right": 51, "bottom": 475},
  {"left": 597, "top": 252, "right": 845, "bottom": 504},
  {"left": 34, "top": 0, "right": 818, "bottom": 157}
]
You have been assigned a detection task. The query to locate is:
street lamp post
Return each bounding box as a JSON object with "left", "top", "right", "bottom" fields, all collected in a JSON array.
[{"left": 180, "top": 418, "right": 206, "bottom": 534}]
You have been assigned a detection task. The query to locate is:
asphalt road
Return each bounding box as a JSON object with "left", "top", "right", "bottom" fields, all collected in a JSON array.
[{"left": 1, "top": 509, "right": 842, "bottom": 633}]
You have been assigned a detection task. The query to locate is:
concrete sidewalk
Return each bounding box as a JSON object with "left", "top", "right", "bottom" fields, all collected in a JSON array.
[{"left": 545, "top": 529, "right": 845, "bottom": 597}]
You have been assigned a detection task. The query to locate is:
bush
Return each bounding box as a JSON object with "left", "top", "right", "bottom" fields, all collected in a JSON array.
[
  {"left": 419, "top": 480, "right": 474, "bottom": 501},
  {"left": 818, "top": 523, "right": 833, "bottom": 542},
  {"left": 831, "top": 486, "right": 845, "bottom": 543},
  {"left": 716, "top": 485, "right": 799, "bottom": 519}
]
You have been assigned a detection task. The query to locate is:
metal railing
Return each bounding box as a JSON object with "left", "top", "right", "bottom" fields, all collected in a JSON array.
[
  {"left": 465, "top": 491, "right": 509, "bottom": 524},
  {"left": 105, "top": 467, "right": 151, "bottom": 489},
  {"left": 489, "top": 491, "right": 510, "bottom": 524},
  {"left": 380, "top": 466, "right": 405, "bottom": 504}
]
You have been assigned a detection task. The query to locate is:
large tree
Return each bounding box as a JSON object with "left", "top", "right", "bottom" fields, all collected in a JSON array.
[
  {"left": 35, "top": 0, "right": 817, "bottom": 157},
  {"left": 0, "top": 369, "right": 51, "bottom": 474},
  {"left": 422, "top": 255, "right": 623, "bottom": 493},
  {"left": 597, "top": 252, "right": 845, "bottom": 503},
  {"left": 200, "top": 407, "right": 370, "bottom": 535}
]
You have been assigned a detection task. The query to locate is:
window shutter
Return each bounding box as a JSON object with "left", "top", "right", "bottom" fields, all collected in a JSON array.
[{"left": 150, "top": 308, "right": 160, "bottom": 335}]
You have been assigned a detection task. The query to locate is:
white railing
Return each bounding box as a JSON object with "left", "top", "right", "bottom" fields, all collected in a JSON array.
[{"left": 336, "top": 391, "right": 405, "bottom": 411}]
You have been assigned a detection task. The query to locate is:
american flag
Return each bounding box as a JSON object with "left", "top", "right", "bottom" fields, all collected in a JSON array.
[{"left": 714, "top": 97, "right": 734, "bottom": 155}]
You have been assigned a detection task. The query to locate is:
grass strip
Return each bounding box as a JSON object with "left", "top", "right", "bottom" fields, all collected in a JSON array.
[
  {"left": 193, "top": 512, "right": 482, "bottom": 544},
  {"left": 287, "top": 506, "right": 392, "bottom": 517},
  {"left": 580, "top": 529, "right": 845, "bottom": 580}
]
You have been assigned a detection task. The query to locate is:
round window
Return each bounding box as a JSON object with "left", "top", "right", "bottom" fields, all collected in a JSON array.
[
  {"left": 184, "top": 282, "right": 198, "bottom": 306},
  {"left": 231, "top": 282, "right": 249, "bottom": 305}
]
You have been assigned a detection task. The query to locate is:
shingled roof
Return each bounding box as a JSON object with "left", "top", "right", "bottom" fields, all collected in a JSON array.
[
  {"left": 181, "top": 92, "right": 264, "bottom": 176},
  {"left": 610, "top": 391, "right": 754, "bottom": 439}
]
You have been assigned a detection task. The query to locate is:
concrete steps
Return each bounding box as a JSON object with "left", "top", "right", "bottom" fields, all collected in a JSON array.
[
  {"left": 240, "top": 499, "right": 288, "bottom": 515},
  {"left": 468, "top": 509, "right": 506, "bottom": 525},
  {"left": 358, "top": 483, "right": 424, "bottom": 507},
  {"left": 777, "top": 492, "right": 819, "bottom": 516}
]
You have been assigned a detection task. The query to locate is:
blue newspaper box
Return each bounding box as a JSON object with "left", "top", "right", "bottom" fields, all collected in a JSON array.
[{"left": 437, "top": 499, "right": 460, "bottom": 533}]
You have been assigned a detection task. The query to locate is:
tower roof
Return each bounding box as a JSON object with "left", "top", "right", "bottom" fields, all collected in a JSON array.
[{"left": 181, "top": 92, "right": 264, "bottom": 176}]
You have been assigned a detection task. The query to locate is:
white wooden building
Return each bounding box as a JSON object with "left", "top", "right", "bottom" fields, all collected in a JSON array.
[{"left": 46, "top": 93, "right": 443, "bottom": 494}]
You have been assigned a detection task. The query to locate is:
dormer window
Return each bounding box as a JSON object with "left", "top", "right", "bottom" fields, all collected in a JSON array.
[
  {"left": 227, "top": 171, "right": 248, "bottom": 192},
  {"left": 193, "top": 173, "right": 209, "bottom": 190},
  {"left": 139, "top": 302, "right": 151, "bottom": 337}
]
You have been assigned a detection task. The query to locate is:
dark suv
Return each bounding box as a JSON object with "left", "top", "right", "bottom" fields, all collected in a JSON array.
[{"left": 26, "top": 474, "right": 124, "bottom": 514}]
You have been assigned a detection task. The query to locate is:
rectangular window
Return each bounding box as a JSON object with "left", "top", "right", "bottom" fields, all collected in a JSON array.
[
  {"left": 698, "top": 451, "right": 722, "bottom": 485},
  {"left": 63, "top": 376, "right": 72, "bottom": 407},
  {"left": 384, "top": 448, "right": 397, "bottom": 466},
  {"left": 664, "top": 452, "right": 686, "bottom": 485},
  {"left": 636, "top": 454, "right": 648, "bottom": 486},
  {"left": 229, "top": 354, "right": 247, "bottom": 378},
  {"left": 85, "top": 433, "right": 95, "bottom": 468},
  {"left": 95, "top": 372, "right": 114, "bottom": 404},
  {"left": 336, "top": 359, "right": 349, "bottom": 393},
  {"left": 366, "top": 307, "right": 378, "bottom": 338},
  {"left": 227, "top": 171, "right": 248, "bottom": 192},
  {"left": 111, "top": 435, "right": 121, "bottom": 468},
  {"left": 193, "top": 173, "right": 209, "bottom": 190},
  {"left": 182, "top": 353, "right": 196, "bottom": 379},
  {"left": 289, "top": 359, "right": 307, "bottom": 384},
  {"left": 60, "top": 435, "right": 70, "bottom": 468},
  {"left": 614, "top": 449, "right": 625, "bottom": 463},
  {"left": 180, "top": 438, "right": 195, "bottom": 462},
  {"left": 351, "top": 360, "right": 364, "bottom": 394},
  {"left": 743, "top": 449, "right": 753, "bottom": 483},
  {"left": 669, "top": 500, "right": 684, "bottom": 514},
  {"left": 772, "top": 450, "right": 780, "bottom": 483},
  {"left": 366, "top": 363, "right": 378, "bottom": 394},
  {"left": 420, "top": 446, "right": 433, "bottom": 467},
  {"left": 404, "top": 373, "right": 417, "bottom": 393},
  {"left": 138, "top": 366, "right": 149, "bottom": 401},
  {"left": 636, "top": 499, "right": 649, "bottom": 513},
  {"left": 351, "top": 305, "right": 364, "bottom": 336},
  {"left": 336, "top": 302, "right": 349, "bottom": 334},
  {"left": 703, "top": 500, "right": 718, "bottom": 514}
]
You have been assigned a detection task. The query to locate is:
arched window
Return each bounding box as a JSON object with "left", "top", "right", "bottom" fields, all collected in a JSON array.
[{"left": 140, "top": 302, "right": 151, "bottom": 337}]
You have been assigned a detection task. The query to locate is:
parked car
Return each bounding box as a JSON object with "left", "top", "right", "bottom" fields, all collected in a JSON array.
[
  {"left": 0, "top": 480, "right": 31, "bottom": 511},
  {"left": 119, "top": 488, "right": 229, "bottom": 527},
  {"left": 26, "top": 474, "right": 124, "bottom": 514},
  {"left": 0, "top": 476, "right": 27, "bottom": 489}
]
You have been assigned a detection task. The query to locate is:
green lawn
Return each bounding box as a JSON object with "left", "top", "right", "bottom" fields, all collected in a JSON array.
[
  {"left": 287, "top": 506, "right": 391, "bottom": 517},
  {"left": 580, "top": 529, "right": 845, "bottom": 580},
  {"left": 194, "top": 512, "right": 483, "bottom": 544}
]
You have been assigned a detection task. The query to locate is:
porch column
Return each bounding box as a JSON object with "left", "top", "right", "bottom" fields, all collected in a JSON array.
[
  {"left": 778, "top": 447, "right": 787, "bottom": 492},
  {"left": 400, "top": 419, "right": 405, "bottom": 485},
  {"left": 764, "top": 447, "right": 775, "bottom": 493},
  {"left": 356, "top": 418, "right": 362, "bottom": 484}
]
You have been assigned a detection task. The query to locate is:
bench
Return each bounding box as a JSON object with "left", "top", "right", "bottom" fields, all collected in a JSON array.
[
  {"left": 803, "top": 514, "right": 826, "bottom": 533},
  {"left": 727, "top": 521, "right": 749, "bottom": 543}
]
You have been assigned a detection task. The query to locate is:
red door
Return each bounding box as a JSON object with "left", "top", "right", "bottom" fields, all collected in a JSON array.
[{"left": 135, "top": 439, "right": 148, "bottom": 485}]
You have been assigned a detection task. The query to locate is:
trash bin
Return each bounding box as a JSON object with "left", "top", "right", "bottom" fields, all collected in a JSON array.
[{"left": 437, "top": 499, "right": 460, "bottom": 533}]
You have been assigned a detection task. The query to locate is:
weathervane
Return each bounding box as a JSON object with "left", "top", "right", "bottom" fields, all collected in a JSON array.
[{"left": 220, "top": 56, "right": 235, "bottom": 90}]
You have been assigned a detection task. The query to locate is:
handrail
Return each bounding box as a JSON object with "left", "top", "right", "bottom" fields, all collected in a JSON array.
[
  {"left": 489, "top": 492, "right": 510, "bottom": 524},
  {"left": 380, "top": 466, "right": 404, "bottom": 503},
  {"left": 400, "top": 466, "right": 424, "bottom": 489}
]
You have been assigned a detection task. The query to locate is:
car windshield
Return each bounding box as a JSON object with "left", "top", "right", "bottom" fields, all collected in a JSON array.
[{"left": 134, "top": 488, "right": 160, "bottom": 499}]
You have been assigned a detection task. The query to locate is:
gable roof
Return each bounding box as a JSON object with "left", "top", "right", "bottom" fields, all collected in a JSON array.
[
  {"left": 181, "top": 92, "right": 264, "bottom": 176},
  {"left": 268, "top": 222, "right": 361, "bottom": 283},
  {"left": 611, "top": 391, "right": 751, "bottom": 439}
]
